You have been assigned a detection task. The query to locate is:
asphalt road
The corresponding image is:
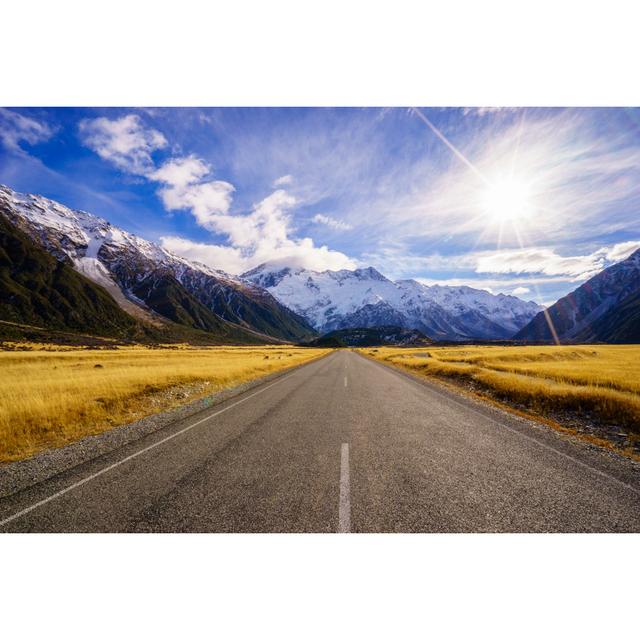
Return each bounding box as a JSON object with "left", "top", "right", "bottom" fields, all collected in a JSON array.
[{"left": 1, "top": 350, "right": 639, "bottom": 532}]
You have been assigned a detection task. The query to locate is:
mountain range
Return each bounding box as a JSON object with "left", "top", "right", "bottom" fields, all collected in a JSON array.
[
  {"left": 243, "top": 262, "right": 543, "bottom": 341},
  {"left": 1, "top": 184, "right": 638, "bottom": 345}
]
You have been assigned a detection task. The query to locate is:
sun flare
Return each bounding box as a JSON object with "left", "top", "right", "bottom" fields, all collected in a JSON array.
[{"left": 483, "top": 177, "right": 532, "bottom": 223}]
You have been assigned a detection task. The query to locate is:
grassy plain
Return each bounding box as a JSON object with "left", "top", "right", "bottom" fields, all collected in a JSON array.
[
  {"left": 0, "top": 344, "right": 328, "bottom": 462},
  {"left": 362, "top": 345, "right": 640, "bottom": 439}
]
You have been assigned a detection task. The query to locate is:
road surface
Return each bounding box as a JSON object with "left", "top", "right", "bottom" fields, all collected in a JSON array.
[{"left": 1, "top": 350, "right": 639, "bottom": 532}]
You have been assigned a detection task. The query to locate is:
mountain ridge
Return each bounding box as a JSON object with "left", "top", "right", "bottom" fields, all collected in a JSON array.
[
  {"left": 0, "top": 185, "right": 315, "bottom": 343},
  {"left": 243, "top": 261, "right": 543, "bottom": 341},
  {"left": 515, "top": 247, "right": 640, "bottom": 343}
]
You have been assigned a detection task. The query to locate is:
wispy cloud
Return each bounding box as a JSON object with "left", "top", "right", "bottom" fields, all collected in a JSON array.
[
  {"left": 475, "top": 241, "right": 640, "bottom": 280},
  {"left": 462, "top": 107, "right": 520, "bottom": 117},
  {"left": 512, "top": 286, "right": 531, "bottom": 295},
  {"left": 78, "top": 114, "right": 167, "bottom": 175},
  {"left": 0, "top": 108, "right": 54, "bottom": 151},
  {"left": 312, "top": 213, "right": 353, "bottom": 231},
  {"left": 369, "top": 109, "right": 640, "bottom": 250},
  {"left": 273, "top": 174, "right": 293, "bottom": 187}
]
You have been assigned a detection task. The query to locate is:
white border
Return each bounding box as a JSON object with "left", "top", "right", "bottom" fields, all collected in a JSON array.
[
  {"left": 1, "top": 1, "right": 638, "bottom": 637},
  {"left": 2, "top": 0, "right": 639, "bottom": 106},
  {"left": 1, "top": 534, "right": 638, "bottom": 639}
]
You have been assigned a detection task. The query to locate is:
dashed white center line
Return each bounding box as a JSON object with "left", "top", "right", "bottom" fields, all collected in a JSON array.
[
  {"left": 338, "top": 443, "right": 351, "bottom": 533},
  {"left": 344, "top": 375, "right": 348, "bottom": 388}
]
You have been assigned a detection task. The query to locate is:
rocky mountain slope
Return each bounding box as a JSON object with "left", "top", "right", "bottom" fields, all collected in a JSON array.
[
  {"left": 0, "top": 208, "right": 284, "bottom": 345},
  {"left": 0, "top": 185, "right": 315, "bottom": 343},
  {"left": 574, "top": 289, "right": 640, "bottom": 343},
  {"left": 243, "top": 262, "right": 542, "bottom": 341},
  {"left": 515, "top": 248, "right": 640, "bottom": 343},
  {"left": 0, "top": 210, "right": 141, "bottom": 339}
]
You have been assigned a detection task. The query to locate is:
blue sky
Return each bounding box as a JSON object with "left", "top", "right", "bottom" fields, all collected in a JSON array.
[{"left": 1, "top": 106, "right": 640, "bottom": 305}]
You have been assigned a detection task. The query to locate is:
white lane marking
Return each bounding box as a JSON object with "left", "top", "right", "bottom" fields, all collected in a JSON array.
[
  {"left": 338, "top": 443, "right": 351, "bottom": 533},
  {"left": 344, "top": 376, "right": 348, "bottom": 388},
  {"left": 0, "top": 367, "right": 307, "bottom": 528},
  {"left": 358, "top": 353, "right": 640, "bottom": 498}
]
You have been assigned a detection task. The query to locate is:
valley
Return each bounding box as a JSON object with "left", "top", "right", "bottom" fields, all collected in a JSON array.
[{"left": 1, "top": 182, "right": 640, "bottom": 469}]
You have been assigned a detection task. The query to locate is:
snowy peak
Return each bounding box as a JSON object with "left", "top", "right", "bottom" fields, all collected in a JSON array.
[
  {"left": 350, "top": 266, "right": 389, "bottom": 282},
  {"left": 242, "top": 261, "right": 543, "bottom": 341},
  {"left": 0, "top": 184, "right": 544, "bottom": 343},
  {"left": 0, "top": 184, "right": 242, "bottom": 284}
]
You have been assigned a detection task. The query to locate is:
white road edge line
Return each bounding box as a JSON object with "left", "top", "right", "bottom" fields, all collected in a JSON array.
[
  {"left": 360, "top": 353, "right": 640, "bottom": 498},
  {"left": 338, "top": 443, "right": 351, "bottom": 533},
  {"left": 0, "top": 367, "right": 305, "bottom": 528}
]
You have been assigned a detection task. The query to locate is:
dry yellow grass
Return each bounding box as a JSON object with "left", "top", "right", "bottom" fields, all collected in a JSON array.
[
  {"left": 0, "top": 344, "right": 328, "bottom": 462},
  {"left": 362, "top": 345, "right": 640, "bottom": 430}
]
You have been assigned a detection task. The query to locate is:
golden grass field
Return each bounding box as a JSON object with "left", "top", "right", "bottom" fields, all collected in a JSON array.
[
  {"left": 0, "top": 344, "right": 328, "bottom": 462},
  {"left": 362, "top": 345, "right": 640, "bottom": 436}
]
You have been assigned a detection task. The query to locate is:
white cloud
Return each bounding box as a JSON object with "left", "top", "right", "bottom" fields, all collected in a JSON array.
[
  {"left": 160, "top": 236, "right": 247, "bottom": 275},
  {"left": 512, "top": 286, "right": 531, "bottom": 295},
  {"left": 475, "top": 248, "right": 604, "bottom": 280},
  {"left": 312, "top": 213, "right": 353, "bottom": 231},
  {"left": 80, "top": 115, "right": 356, "bottom": 274},
  {"left": 157, "top": 179, "right": 235, "bottom": 228},
  {"left": 0, "top": 108, "right": 54, "bottom": 150},
  {"left": 603, "top": 240, "right": 640, "bottom": 262},
  {"left": 161, "top": 189, "right": 355, "bottom": 274},
  {"left": 78, "top": 114, "right": 167, "bottom": 175},
  {"left": 474, "top": 240, "right": 640, "bottom": 280},
  {"left": 273, "top": 174, "right": 293, "bottom": 187},
  {"left": 150, "top": 155, "right": 210, "bottom": 188}
]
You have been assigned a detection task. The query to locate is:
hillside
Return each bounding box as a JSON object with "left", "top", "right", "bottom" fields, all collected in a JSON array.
[
  {"left": 0, "top": 212, "right": 142, "bottom": 339},
  {"left": 0, "top": 210, "right": 285, "bottom": 346},
  {"left": 515, "top": 248, "right": 640, "bottom": 343},
  {"left": 0, "top": 185, "right": 316, "bottom": 344},
  {"left": 303, "top": 326, "right": 433, "bottom": 347},
  {"left": 574, "top": 289, "right": 640, "bottom": 343}
]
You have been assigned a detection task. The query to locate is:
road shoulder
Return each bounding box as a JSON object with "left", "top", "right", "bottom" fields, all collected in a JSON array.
[
  {"left": 356, "top": 350, "right": 640, "bottom": 492},
  {"left": 0, "top": 354, "right": 330, "bottom": 499}
]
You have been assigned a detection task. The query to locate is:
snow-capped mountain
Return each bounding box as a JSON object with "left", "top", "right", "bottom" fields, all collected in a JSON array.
[
  {"left": 0, "top": 185, "right": 315, "bottom": 342},
  {"left": 243, "top": 262, "right": 543, "bottom": 341},
  {"left": 0, "top": 184, "right": 544, "bottom": 343},
  {"left": 515, "top": 247, "right": 640, "bottom": 342}
]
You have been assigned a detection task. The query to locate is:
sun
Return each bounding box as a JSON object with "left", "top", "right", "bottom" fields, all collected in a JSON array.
[{"left": 482, "top": 177, "right": 532, "bottom": 223}]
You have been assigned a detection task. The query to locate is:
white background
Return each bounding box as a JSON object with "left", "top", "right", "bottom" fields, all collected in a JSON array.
[{"left": 2, "top": 1, "right": 638, "bottom": 638}]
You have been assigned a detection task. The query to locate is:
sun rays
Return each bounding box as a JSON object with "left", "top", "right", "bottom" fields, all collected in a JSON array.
[{"left": 412, "top": 107, "right": 561, "bottom": 342}]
